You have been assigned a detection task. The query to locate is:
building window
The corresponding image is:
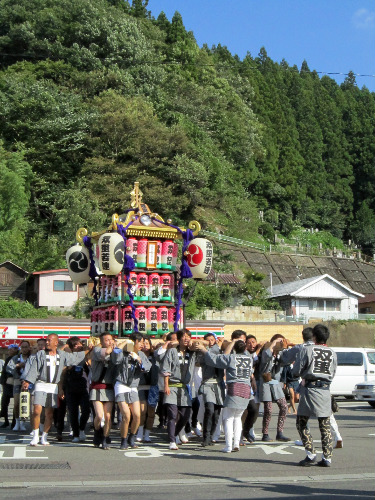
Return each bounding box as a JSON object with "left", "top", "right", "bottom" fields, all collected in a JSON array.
[
  {"left": 53, "top": 280, "right": 76, "bottom": 292},
  {"left": 308, "top": 299, "right": 341, "bottom": 311},
  {"left": 326, "top": 300, "right": 341, "bottom": 311}
]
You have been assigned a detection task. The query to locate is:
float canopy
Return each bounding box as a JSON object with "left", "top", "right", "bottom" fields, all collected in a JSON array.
[{"left": 76, "top": 182, "right": 201, "bottom": 243}]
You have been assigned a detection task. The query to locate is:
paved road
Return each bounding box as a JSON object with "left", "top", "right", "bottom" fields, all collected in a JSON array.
[{"left": 0, "top": 400, "right": 374, "bottom": 499}]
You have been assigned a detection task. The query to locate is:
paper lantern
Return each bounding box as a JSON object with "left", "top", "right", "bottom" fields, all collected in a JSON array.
[
  {"left": 157, "top": 306, "right": 169, "bottom": 335},
  {"left": 126, "top": 238, "right": 138, "bottom": 266},
  {"left": 136, "top": 273, "right": 148, "bottom": 301},
  {"left": 125, "top": 272, "right": 137, "bottom": 302},
  {"left": 91, "top": 310, "right": 100, "bottom": 336},
  {"left": 103, "top": 308, "right": 110, "bottom": 333},
  {"left": 156, "top": 241, "right": 162, "bottom": 269},
  {"left": 160, "top": 274, "right": 172, "bottom": 302},
  {"left": 171, "top": 243, "right": 178, "bottom": 271},
  {"left": 168, "top": 307, "right": 176, "bottom": 332},
  {"left": 108, "top": 306, "right": 119, "bottom": 335},
  {"left": 135, "top": 306, "right": 147, "bottom": 334},
  {"left": 110, "top": 275, "right": 122, "bottom": 302},
  {"left": 148, "top": 273, "right": 160, "bottom": 302},
  {"left": 122, "top": 306, "right": 134, "bottom": 334},
  {"left": 66, "top": 244, "right": 91, "bottom": 285},
  {"left": 102, "top": 277, "right": 109, "bottom": 303},
  {"left": 137, "top": 239, "right": 147, "bottom": 268},
  {"left": 186, "top": 238, "right": 213, "bottom": 279},
  {"left": 170, "top": 274, "right": 175, "bottom": 302},
  {"left": 19, "top": 391, "right": 30, "bottom": 419},
  {"left": 147, "top": 307, "right": 158, "bottom": 335},
  {"left": 161, "top": 240, "right": 174, "bottom": 269},
  {"left": 98, "top": 233, "right": 124, "bottom": 276}
]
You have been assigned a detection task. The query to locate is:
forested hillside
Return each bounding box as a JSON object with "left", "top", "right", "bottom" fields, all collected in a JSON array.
[{"left": 0, "top": 0, "right": 374, "bottom": 272}]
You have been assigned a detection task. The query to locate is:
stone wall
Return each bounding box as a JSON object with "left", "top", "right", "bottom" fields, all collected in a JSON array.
[{"left": 203, "top": 305, "right": 280, "bottom": 323}]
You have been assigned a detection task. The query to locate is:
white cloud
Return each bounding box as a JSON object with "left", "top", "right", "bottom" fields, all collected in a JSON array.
[{"left": 353, "top": 8, "right": 375, "bottom": 29}]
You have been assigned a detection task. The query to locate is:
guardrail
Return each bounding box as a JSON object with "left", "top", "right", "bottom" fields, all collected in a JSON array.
[{"left": 201, "top": 230, "right": 266, "bottom": 251}]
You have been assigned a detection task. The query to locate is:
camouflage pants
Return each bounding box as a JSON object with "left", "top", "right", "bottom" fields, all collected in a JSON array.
[{"left": 296, "top": 415, "right": 333, "bottom": 459}]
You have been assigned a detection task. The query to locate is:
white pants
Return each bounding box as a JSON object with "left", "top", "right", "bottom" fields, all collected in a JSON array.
[
  {"left": 330, "top": 414, "right": 341, "bottom": 440},
  {"left": 222, "top": 407, "right": 244, "bottom": 450}
]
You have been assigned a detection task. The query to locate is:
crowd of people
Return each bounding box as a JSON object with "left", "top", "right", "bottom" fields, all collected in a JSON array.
[{"left": 0, "top": 324, "right": 342, "bottom": 467}]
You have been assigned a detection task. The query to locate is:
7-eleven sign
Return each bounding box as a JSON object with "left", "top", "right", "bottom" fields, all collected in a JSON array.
[{"left": 0, "top": 325, "right": 17, "bottom": 338}]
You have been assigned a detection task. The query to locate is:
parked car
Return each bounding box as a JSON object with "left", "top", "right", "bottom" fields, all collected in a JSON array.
[
  {"left": 330, "top": 348, "right": 375, "bottom": 397},
  {"left": 352, "top": 381, "right": 375, "bottom": 408}
]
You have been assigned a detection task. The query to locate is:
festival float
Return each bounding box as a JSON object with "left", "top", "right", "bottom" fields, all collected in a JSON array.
[{"left": 65, "top": 183, "right": 213, "bottom": 339}]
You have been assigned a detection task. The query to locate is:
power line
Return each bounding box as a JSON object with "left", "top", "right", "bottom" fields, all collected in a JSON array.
[{"left": 0, "top": 52, "right": 374, "bottom": 79}]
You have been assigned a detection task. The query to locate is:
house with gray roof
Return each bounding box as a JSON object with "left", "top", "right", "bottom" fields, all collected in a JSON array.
[{"left": 268, "top": 274, "right": 364, "bottom": 321}]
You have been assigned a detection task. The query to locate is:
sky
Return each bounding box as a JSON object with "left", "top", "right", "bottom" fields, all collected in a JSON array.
[{"left": 148, "top": 0, "right": 375, "bottom": 91}]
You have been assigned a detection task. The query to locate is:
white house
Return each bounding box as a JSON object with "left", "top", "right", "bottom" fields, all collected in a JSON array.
[
  {"left": 33, "top": 269, "right": 79, "bottom": 311},
  {"left": 268, "top": 274, "right": 364, "bottom": 321}
]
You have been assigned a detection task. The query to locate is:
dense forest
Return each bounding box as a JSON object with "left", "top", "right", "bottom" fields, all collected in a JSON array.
[{"left": 0, "top": 0, "right": 374, "bottom": 273}]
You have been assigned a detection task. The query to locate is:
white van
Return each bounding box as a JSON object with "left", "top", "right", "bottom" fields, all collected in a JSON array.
[{"left": 330, "top": 348, "right": 375, "bottom": 397}]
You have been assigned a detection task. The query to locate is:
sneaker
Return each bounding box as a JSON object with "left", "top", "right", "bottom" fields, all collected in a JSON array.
[
  {"left": 276, "top": 432, "right": 291, "bottom": 442},
  {"left": 143, "top": 430, "right": 151, "bottom": 443},
  {"left": 136, "top": 426, "right": 144, "bottom": 442},
  {"left": 175, "top": 435, "right": 181, "bottom": 445},
  {"left": 19, "top": 421, "right": 27, "bottom": 432},
  {"left": 317, "top": 458, "right": 331, "bottom": 467},
  {"left": 262, "top": 434, "right": 273, "bottom": 442},
  {"left": 13, "top": 421, "right": 20, "bottom": 431},
  {"left": 201, "top": 438, "right": 211, "bottom": 447},
  {"left": 193, "top": 427, "right": 202, "bottom": 437},
  {"left": 72, "top": 437, "right": 80, "bottom": 443},
  {"left": 245, "top": 433, "right": 255, "bottom": 444},
  {"left": 299, "top": 456, "right": 317, "bottom": 467},
  {"left": 295, "top": 440, "right": 303, "bottom": 446},
  {"left": 79, "top": 430, "right": 86, "bottom": 442},
  {"left": 179, "top": 432, "right": 189, "bottom": 444},
  {"left": 169, "top": 442, "right": 179, "bottom": 450},
  {"left": 56, "top": 434, "right": 63, "bottom": 442},
  {"left": 334, "top": 439, "right": 343, "bottom": 449},
  {"left": 232, "top": 447, "right": 240, "bottom": 452},
  {"left": 221, "top": 447, "right": 232, "bottom": 453}
]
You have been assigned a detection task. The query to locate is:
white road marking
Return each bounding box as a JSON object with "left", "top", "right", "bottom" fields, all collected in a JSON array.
[{"left": 0, "top": 445, "right": 48, "bottom": 459}]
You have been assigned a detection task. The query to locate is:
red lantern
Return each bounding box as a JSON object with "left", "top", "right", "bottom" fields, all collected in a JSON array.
[
  {"left": 156, "top": 240, "right": 162, "bottom": 269},
  {"left": 126, "top": 238, "right": 138, "bottom": 266},
  {"left": 160, "top": 274, "right": 172, "bottom": 302},
  {"left": 137, "top": 239, "right": 147, "bottom": 268},
  {"left": 122, "top": 306, "right": 133, "bottom": 334},
  {"left": 157, "top": 306, "right": 169, "bottom": 335},
  {"left": 136, "top": 273, "right": 148, "bottom": 302},
  {"left": 161, "top": 240, "right": 174, "bottom": 269},
  {"left": 148, "top": 273, "right": 160, "bottom": 302},
  {"left": 168, "top": 307, "right": 176, "bottom": 332},
  {"left": 147, "top": 307, "right": 158, "bottom": 335},
  {"left": 135, "top": 306, "right": 147, "bottom": 334}
]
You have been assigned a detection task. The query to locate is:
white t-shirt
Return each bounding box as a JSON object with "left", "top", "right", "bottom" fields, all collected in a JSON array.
[{"left": 48, "top": 354, "right": 57, "bottom": 382}]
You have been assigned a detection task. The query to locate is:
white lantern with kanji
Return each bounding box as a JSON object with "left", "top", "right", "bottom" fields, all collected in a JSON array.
[
  {"left": 186, "top": 238, "right": 213, "bottom": 279},
  {"left": 98, "top": 233, "right": 124, "bottom": 276}
]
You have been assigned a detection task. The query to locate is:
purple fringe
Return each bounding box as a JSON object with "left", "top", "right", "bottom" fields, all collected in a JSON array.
[
  {"left": 150, "top": 218, "right": 195, "bottom": 332},
  {"left": 116, "top": 219, "right": 138, "bottom": 333}
]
